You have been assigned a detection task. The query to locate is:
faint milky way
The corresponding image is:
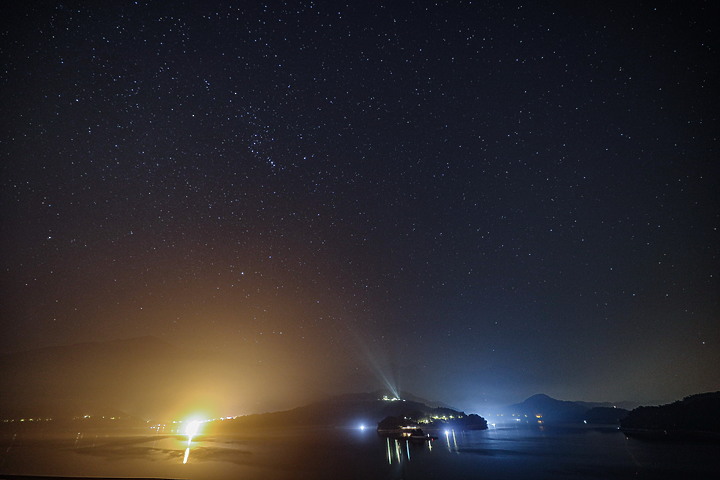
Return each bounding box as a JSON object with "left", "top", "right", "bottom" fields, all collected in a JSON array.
[{"left": 1, "top": 1, "right": 718, "bottom": 410}]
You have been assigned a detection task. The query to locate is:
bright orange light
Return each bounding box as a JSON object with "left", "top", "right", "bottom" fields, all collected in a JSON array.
[
  {"left": 182, "top": 418, "right": 205, "bottom": 465},
  {"left": 185, "top": 420, "right": 201, "bottom": 438}
]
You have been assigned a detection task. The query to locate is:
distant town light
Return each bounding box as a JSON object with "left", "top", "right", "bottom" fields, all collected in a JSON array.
[
  {"left": 381, "top": 395, "right": 402, "bottom": 401},
  {"left": 185, "top": 420, "right": 201, "bottom": 438}
]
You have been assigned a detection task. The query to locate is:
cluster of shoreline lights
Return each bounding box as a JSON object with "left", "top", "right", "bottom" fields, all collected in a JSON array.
[
  {"left": 148, "top": 415, "right": 239, "bottom": 433},
  {"left": 381, "top": 395, "right": 405, "bottom": 402},
  {"left": 2, "top": 415, "right": 127, "bottom": 423},
  {"left": 2, "top": 417, "right": 53, "bottom": 423}
]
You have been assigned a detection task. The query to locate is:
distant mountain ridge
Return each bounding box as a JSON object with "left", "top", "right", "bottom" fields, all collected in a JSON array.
[
  {"left": 207, "top": 391, "right": 486, "bottom": 432},
  {"left": 501, "top": 393, "right": 632, "bottom": 425},
  {"left": 509, "top": 394, "right": 589, "bottom": 423}
]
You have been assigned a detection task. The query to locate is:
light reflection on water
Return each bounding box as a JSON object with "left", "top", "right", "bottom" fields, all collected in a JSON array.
[
  {"left": 1, "top": 426, "right": 719, "bottom": 479},
  {"left": 385, "top": 437, "right": 438, "bottom": 466}
]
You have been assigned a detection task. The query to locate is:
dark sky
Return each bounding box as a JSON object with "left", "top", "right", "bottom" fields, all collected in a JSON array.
[{"left": 1, "top": 1, "right": 718, "bottom": 413}]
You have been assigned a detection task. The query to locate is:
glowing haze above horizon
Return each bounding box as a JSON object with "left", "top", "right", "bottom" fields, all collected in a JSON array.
[{"left": 1, "top": 2, "right": 718, "bottom": 417}]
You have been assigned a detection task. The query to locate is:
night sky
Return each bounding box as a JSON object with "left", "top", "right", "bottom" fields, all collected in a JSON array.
[{"left": 2, "top": 1, "right": 718, "bottom": 414}]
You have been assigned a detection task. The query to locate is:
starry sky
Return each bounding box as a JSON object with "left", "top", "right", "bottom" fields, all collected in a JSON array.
[{"left": 1, "top": 1, "right": 718, "bottom": 413}]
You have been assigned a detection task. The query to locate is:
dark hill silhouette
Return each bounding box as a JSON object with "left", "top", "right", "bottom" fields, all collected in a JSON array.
[
  {"left": 504, "top": 394, "right": 633, "bottom": 425},
  {"left": 584, "top": 406, "right": 630, "bottom": 425},
  {"left": 621, "top": 391, "right": 720, "bottom": 440},
  {"left": 509, "top": 394, "right": 590, "bottom": 423},
  {"left": 207, "top": 392, "right": 487, "bottom": 432}
]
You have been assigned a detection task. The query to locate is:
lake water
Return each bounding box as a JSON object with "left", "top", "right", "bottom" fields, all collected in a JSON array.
[{"left": 1, "top": 425, "right": 719, "bottom": 479}]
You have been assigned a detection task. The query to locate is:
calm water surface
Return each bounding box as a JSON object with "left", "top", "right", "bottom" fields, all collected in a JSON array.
[{"left": 1, "top": 425, "right": 719, "bottom": 479}]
